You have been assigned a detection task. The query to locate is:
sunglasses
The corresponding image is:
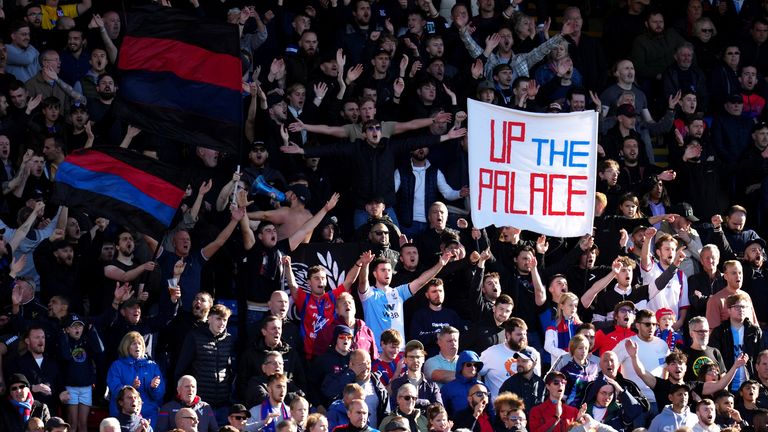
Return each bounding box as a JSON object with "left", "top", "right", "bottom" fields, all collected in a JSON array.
[
  {"left": 10, "top": 384, "right": 26, "bottom": 391},
  {"left": 338, "top": 334, "right": 353, "bottom": 340},
  {"left": 367, "top": 125, "right": 382, "bottom": 132},
  {"left": 473, "top": 391, "right": 489, "bottom": 398},
  {"left": 231, "top": 415, "right": 247, "bottom": 420},
  {"left": 700, "top": 28, "right": 714, "bottom": 33},
  {"left": 464, "top": 362, "right": 478, "bottom": 368},
  {"left": 401, "top": 395, "right": 416, "bottom": 401}
]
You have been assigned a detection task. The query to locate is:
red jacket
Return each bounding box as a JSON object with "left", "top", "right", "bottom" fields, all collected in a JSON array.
[
  {"left": 529, "top": 400, "right": 579, "bottom": 432},
  {"left": 314, "top": 317, "right": 378, "bottom": 359}
]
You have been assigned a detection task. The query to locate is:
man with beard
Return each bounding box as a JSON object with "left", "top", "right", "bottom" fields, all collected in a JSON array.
[
  {"left": 629, "top": 9, "right": 686, "bottom": 86},
  {"left": 498, "top": 349, "right": 545, "bottom": 414},
  {"left": 59, "top": 29, "right": 90, "bottom": 87},
  {"left": 248, "top": 374, "right": 291, "bottom": 432},
  {"left": 315, "top": 293, "right": 378, "bottom": 360},
  {"left": 380, "top": 384, "right": 428, "bottom": 432},
  {"left": 285, "top": 30, "right": 320, "bottom": 87},
  {"left": 394, "top": 146, "right": 467, "bottom": 239},
  {"left": 683, "top": 317, "right": 727, "bottom": 382},
  {"left": 365, "top": 223, "right": 399, "bottom": 269},
  {"left": 160, "top": 292, "right": 213, "bottom": 388},
  {"left": 157, "top": 375, "right": 217, "bottom": 432},
  {"left": 33, "top": 230, "right": 82, "bottom": 308},
  {"left": 64, "top": 103, "right": 90, "bottom": 150},
  {"left": 479, "top": 317, "right": 541, "bottom": 400},
  {"left": 464, "top": 294, "right": 514, "bottom": 354},
  {"left": 86, "top": 73, "right": 115, "bottom": 124},
  {"left": 78, "top": 48, "right": 108, "bottom": 102},
  {"left": 528, "top": 371, "right": 579, "bottom": 432},
  {"left": 409, "top": 281, "right": 462, "bottom": 357},
  {"left": 103, "top": 230, "right": 155, "bottom": 296},
  {"left": 241, "top": 141, "right": 286, "bottom": 196},
  {"left": 616, "top": 136, "right": 672, "bottom": 194},
  {"left": 389, "top": 340, "right": 442, "bottom": 409},
  {"left": 247, "top": 182, "right": 314, "bottom": 242},
  {"left": 7, "top": 325, "right": 65, "bottom": 413}
]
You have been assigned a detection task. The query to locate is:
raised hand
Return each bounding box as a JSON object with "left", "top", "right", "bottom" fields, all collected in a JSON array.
[
  {"left": 668, "top": 90, "right": 682, "bottom": 110},
  {"left": 346, "top": 64, "right": 364, "bottom": 83},
  {"left": 711, "top": 214, "right": 723, "bottom": 229},
  {"left": 198, "top": 179, "right": 213, "bottom": 195},
  {"left": 643, "top": 226, "right": 657, "bottom": 242},
  {"left": 673, "top": 246, "right": 687, "bottom": 267},
  {"left": 150, "top": 376, "right": 161, "bottom": 389},
  {"left": 471, "top": 59, "right": 484, "bottom": 79},
  {"left": 485, "top": 33, "right": 501, "bottom": 51},
  {"left": 173, "top": 259, "right": 186, "bottom": 278},
  {"left": 625, "top": 339, "right": 638, "bottom": 357},
  {"left": 394, "top": 78, "right": 405, "bottom": 97},
  {"left": 618, "top": 228, "right": 629, "bottom": 248},
  {"left": 535, "top": 235, "right": 549, "bottom": 254},
  {"left": 324, "top": 193, "right": 340, "bottom": 211},
  {"left": 446, "top": 128, "right": 467, "bottom": 139},
  {"left": 314, "top": 82, "right": 328, "bottom": 100}
]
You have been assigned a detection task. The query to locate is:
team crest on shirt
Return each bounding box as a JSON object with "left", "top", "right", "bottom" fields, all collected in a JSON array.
[{"left": 691, "top": 355, "right": 715, "bottom": 377}]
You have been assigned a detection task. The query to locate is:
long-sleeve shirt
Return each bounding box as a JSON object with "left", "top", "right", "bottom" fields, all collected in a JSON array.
[
  {"left": 394, "top": 161, "right": 461, "bottom": 223},
  {"left": 6, "top": 44, "right": 40, "bottom": 82},
  {"left": 460, "top": 29, "right": 566, "bottom": 80}
]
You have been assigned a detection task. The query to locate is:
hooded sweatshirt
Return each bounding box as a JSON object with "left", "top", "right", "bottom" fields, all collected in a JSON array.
[
  {"left": 440, "top": 351, "right": 484, "bottom": 415},
  {"left": 648, "top": 406, "right": 697, "bottom": 432}
]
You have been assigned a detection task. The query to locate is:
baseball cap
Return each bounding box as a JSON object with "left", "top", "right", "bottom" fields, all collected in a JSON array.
[
  {"left": 267, "top": 93, "right": 285, "bottom": 107},
  {"left": 670, "top": 202, "right": 699, "bottom": 222},
  {"left": 726, "top": 93, "right": 743, "bottom": 104},
  {"left": 287, "top": 184, "right": 311, "bottom": 205},
  {"left": 8, "top": 373, "right": 30, "bottom": 388},
  {"left": 229, "top": 403, "right": 251, "bottom": 418},
  {"left": 655, "top": 308, "right": 675, "bottom": 322},
  {"left": 492, "top": 63, "right": 512, "bottom": 76},
  {"left": 616, "top": 103, "right": 637, "bottom": 117},
  {"left": 65, "top": 313, "right": 85, "bottom": 327},
  {"left": 513, "top": 349, "right": 535, "bottom": 362},
  {"left": 745, "top": 238, "right": 766, "bottom": 251},
  {"left": 120, "top": 298, "right": 142, "bottom": 310},
  {"left": 544, "top": 371, "right": 566, "bottom": 383},
  {"left": 384, "top": 418, "right": 411, "bottom": 432},
  {"left": 405, "top": 339, "right": 425, "bottom": 353},
  {"left": 46, "top": 417, "right": 71, "bottom": 431}
]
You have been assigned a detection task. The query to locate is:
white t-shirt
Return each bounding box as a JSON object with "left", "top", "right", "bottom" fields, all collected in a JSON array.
[
  {"left": 641, "top": 261, "right": 690, "bottom": 316},
  {"left": 612, "top": 335, "right": 670, "bottom": 402}
]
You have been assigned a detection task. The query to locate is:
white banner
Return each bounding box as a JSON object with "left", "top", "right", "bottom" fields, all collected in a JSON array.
[{"left": 467, "top": 100, "right": 598, "bottom": 237}]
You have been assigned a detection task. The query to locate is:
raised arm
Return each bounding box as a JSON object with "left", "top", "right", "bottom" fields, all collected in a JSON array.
[
  {"left": 10, "top": 201, "right": 44, "bottom": 251},
  {"left": 343, "top": 251, "right": 372, "bottom": 291},
  {"left": 408, "top": 249, "right": 454, "bottom": 294},
  {"left": 289, "top": 120, "right": 348, "bottom": 138},
  {"left": 532, "top": 255, "right": 546, "bottom": 307},
  {"left": 703, "top": 353, "right": 748, "bottom": 395},
  {"left": 286, "top": 193, "right": 340, "bottom": 251},
  {"left": 358, "top": 251, "right": 374, "bottom": 294},
  {"left": 393, "top": 112, "right": 452, "bottom": 135},
  {"left": 625, "top": 339, "right": 657, "bottom": 388},
  {"left": 201, "top": 206, "right": 242, "bottom": 259},
  {"left": 640, "top": 227, "right": 656, "bottom": 271},
  {"left": 581, "top": 258, "right": 621, "bottom": 309},
  {"left": 283, "top": 255, "right": 298, "bottom": 299}
]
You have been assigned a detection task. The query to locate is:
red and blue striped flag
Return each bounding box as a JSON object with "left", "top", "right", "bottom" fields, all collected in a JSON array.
[
  {"left": 51, "top": 147, "right": 188, "bottom": 238},
  {"left": 115, "top": 5, "right": 242, "bottom": 154}
]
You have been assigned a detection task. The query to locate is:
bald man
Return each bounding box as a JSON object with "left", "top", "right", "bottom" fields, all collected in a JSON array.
[{"left": 176, "top": 407, "right": 200, "bottom": 432}]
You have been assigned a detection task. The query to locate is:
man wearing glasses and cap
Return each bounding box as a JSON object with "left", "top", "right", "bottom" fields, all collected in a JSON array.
[
  {"left": 611, "top": 309, "right": 670, "bottom": 416},
  {"left": 226, "top": 404, "right": 250, "bottom": 431}
]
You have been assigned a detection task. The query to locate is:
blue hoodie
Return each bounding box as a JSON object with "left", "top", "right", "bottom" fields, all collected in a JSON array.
[{"left": 440, "top": 351, "right": 484, "bottom": 416}]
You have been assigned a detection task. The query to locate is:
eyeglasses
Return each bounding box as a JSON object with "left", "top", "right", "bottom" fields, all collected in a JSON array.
[
  {"left": 638, "top": 322, "right": 658, "bottom": 327},
  {"left": 265, "top": 360, "right": 284, "bottom": 366},
  {"left": 338, "top": 334, "right": 353, "bottom": 340},
  {"left": 730, "top": 304, "right": 750, "bottom": 310},
  {"left": 700, "top": 28, "right": 714, "bottom": 33},
  {"left": 473, "top": 391, "right": 489, "bottom": 398},
  {"left": 367, "top": 125, "right": 382, "bottom": 132},
  {"left": 618, "top": 308, "right": 636, "bottom": 314},
  {"left": 373, "top": 230, "right": 389, "bottom": 235},
  {"left": 10, "top": 384, "right": 26, "bottom": 391},
  {"left": 400, "top": 395, "right": 417, "bottom": 401},
  {"left": 231, "top": 415, "right": 247, "bottom": 420}
]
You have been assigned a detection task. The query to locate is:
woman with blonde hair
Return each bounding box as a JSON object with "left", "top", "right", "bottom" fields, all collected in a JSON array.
[{"left": 106, "top": 332, "right": 165, "bottom": 426}]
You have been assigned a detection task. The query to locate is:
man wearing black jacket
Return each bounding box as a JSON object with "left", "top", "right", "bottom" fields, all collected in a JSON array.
[
  {"left": 323, "top": 349, "right": 389, "bottom": 427},
  {"left": 280, "top": 118, "right": 466, "bottom": 228}
]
